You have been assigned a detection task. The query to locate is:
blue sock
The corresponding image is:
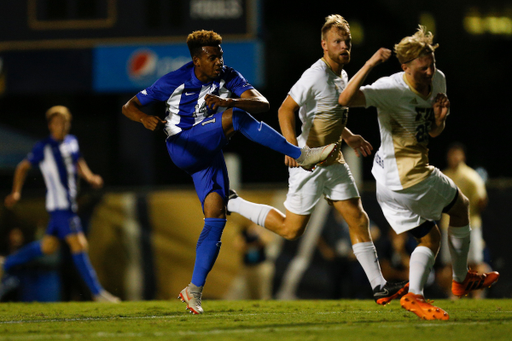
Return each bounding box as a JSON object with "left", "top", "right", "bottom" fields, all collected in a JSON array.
[
  {"left": 191, "top": 218, "right": 226, "bottom": 287},
  {"left": 232, "top": 108, "right": 301, "bottom": 159},
  {"left": 72, "top": 252, "right": 103, "bottom": 296},
  {"left": 3, "top": 241, "right": 43, "bottom": 272}
]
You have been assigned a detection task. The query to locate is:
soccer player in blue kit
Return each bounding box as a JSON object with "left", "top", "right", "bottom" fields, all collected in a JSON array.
[
  {"left": 1, "top": 106, "right": 119, "bottom": 302},
  {"left": 122, "top": 30, "right": 336, "bottom": 314}
]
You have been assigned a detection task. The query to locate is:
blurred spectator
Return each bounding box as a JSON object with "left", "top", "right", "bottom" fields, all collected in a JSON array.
[
  {"left": 438, "top": 142, "right": 492, "bottom": 299},
  {"left": 225, "top": 222, "right": 275, "bottom": 300},
  {"left": 8, "top": 228, "right": 25, "bottom": 254}
]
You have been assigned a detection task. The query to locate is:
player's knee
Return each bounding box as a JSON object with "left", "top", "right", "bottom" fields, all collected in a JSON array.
[
  {"left": 450, "top": 200, "right": 470, "bottom": 226},
  {"left": 67, "top": 233, "right": 89, "bottom": 253},
  {"left": 281, "top": 226, "right": 304, "bottom": 240},
  {"left": 41, "top": 238, "right": 60, "bottom": 255},
  {"left": 445, "top": 190, "right": 470, "bottom": 225},
  {"left": 221, "top": 109, "right": 236, "bottom": 137},
  {"left": 412, "top": 222, "right": 441, "bottom": 252}
]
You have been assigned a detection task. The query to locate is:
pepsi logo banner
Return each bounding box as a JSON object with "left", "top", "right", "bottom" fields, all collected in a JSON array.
[{"left": 93, "top": 40, "right": 264, "bottom": 93}]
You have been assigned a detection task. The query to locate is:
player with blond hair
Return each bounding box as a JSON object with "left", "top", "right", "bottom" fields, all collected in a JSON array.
[
  {"left": 1, "top": 106, "right": 119, "bottom": 302},
  {"left": 228, "top": 14, "right": 409, "bottom": 304},
  {"left": 122, "top": 30, "right": 336, "bottom": 314},
  {"left": 338, "top": 25, "right": 499, "bottom": 320}
]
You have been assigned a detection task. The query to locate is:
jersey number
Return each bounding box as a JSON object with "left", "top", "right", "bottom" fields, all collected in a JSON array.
[{"left": 414, "top": 107, "right": 434, "bottom": 143}]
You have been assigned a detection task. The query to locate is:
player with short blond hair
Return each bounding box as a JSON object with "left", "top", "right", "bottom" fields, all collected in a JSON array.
[
  {"left": 228, "top": 15, "right": 409, "bottom": 304},
  {"left": 394, "top": 25, "right": 439, "bottom": 64},
  {"left": 321, "top": 14, "right": 350, "bottom": 40},
  {"left": 338, "top": 25, "right": 499, "bottom": 320}
]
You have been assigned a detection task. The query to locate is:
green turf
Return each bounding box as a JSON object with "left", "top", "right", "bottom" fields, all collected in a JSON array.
[{"left": 0, "top": 299, "right": 511, "bottom": 341}]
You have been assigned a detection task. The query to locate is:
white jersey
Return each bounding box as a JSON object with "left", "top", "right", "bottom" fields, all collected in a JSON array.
[
  {"left": 361, "top": 69, "right": 447, "bottom": 190},
  {"left": 289, "top": 58, "right": 349, "bottom": 165}
]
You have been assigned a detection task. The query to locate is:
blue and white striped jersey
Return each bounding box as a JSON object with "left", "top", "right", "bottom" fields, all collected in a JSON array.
[
  {"left": 136, "top": 61, "right": 254, "bottom": 137},
  {"left": 27, "top": 135, "right": 81, "bottom": 212}
]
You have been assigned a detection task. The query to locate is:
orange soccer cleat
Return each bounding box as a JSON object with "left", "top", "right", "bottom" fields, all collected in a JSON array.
[
  {"left": 400, "top": 292, "right": 449, "bottom": 320},
  {"left": 452, "top": 270, "right": 500, "bottom": 297}
]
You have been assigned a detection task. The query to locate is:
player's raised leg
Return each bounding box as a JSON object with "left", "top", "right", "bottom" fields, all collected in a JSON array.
[
  {"left": 223, "top": 108, "right": 337, "bottom": 170},
  {"left": 227, "top": 189, "right": 310, "bottom": 240}
]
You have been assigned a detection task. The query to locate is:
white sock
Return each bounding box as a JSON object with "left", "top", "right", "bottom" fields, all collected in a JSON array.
[
  {"left": 408, "top": 246, "right": 435, "bottom": 296},
  {"left": 227, "top": 196, "right": 273, "bottom": 227},
  {"left": 352, "top": 242, "right": 386, "bottom": 290},
  {"left": 448, "top": 225, "right": 471, "bottom": 283}
]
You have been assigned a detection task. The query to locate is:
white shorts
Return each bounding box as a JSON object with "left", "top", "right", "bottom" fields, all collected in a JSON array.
[
  {"left": 440, "top": 225, "right": 484, "bottom": 265},
  {"left": 376, "top": 167, "right": 458, "bottom": 234},
  {"left": 284, "top": 162, "right": 360, "bottom": 215}
]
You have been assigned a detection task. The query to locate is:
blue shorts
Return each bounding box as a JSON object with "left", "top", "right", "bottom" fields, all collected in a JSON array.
[
  {"left": 166, "top": 112, "right": 230, "bottom": 209},
  {"left": 46, "top": 210, "right": 83, "bottom": 239}
]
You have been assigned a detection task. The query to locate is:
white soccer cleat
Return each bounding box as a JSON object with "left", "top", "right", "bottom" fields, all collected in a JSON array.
[
  {"left": 178, "top": 283, "right": 204, "bottom": 314},
  {"left": 295, "top": 143, "right": 338, "bottom": 171},
  {"left": 93, "top": 290, "right": 121, "bottom": 303}
]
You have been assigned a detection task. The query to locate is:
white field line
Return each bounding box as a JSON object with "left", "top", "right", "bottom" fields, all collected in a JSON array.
[
  {"left": 1, "top": 310, "right": 511, "bottom": 324},
  {"left": 0, "top": 321, "right": 512, "bottom": 340}
]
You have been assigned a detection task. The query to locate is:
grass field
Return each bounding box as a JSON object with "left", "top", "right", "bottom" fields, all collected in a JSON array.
[{"left": 1, "top": 299, "right": 511, "bottom": 341}]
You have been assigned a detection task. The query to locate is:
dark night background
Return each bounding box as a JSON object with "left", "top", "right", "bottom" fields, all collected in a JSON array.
[
  {"left": 1, "top": 0, "right": 511, "bottom": 189},
  {"left": 1, "top": 0, "right": 512, "bottom": 300}
]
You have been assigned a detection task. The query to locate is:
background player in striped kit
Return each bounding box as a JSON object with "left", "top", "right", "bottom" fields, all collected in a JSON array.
[
  {"left": 338, "top": 25, "right": 499, "bottom": 320},
  {"left": 122, "top": 30, "right": 335, "bottom": 314},
  {"left": 1, "top": 106, "right": 119, "bottom": 302}
]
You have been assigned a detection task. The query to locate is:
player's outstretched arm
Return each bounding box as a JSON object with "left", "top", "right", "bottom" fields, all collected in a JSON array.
[
  {"left": 205, "top": 89, "right": 270, "bottom": 114},
  {"left": 429, "top": 93, "right": 450, "bottom": 138},
  {"left": 4, "top": 159, "right": 32, "bottom": 208},
  {"left": 342, "top": 128, "right": 373, "bottom": 157},
  {"left": 338, "top": 48, "right": 392, "bottom": 107},
  {"left": 77, "top": 158, "right": 103, "bottom": 189},
  {"left": 122, "top": 96, "right": 167, "bottom": 131}
]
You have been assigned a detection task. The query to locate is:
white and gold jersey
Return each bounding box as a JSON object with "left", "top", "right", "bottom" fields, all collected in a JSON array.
[
  {"left": 289, "top": 59, "right": 349, "bottom": 165},
  {"left": 443, "top": 163, "right": 487, "bottom": 227},
  {"left": 361, "top": 69, "right": 447, "bottom": 190}
]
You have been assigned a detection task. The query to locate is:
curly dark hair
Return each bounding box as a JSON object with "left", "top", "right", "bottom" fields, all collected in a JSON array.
[{"left": 186, "top": 30, "right": 223, "bottom": 58}]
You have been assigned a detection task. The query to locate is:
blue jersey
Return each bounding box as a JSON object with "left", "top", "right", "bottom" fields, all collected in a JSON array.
[
  {"left": 136, "top": 61, "right": 254, "bottom": 137},
  {"left": 27, "top": 135, "right": 81, "bottom": 213}
]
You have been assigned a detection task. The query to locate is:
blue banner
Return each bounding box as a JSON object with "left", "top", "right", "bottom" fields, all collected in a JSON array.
[{"left": 93, "top": 40, "right": 264, "bottom": 93}]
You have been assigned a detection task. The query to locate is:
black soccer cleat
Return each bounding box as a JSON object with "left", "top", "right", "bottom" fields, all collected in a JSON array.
[{"left": 373, "top": 280, "right": 409, "bottom": 305}]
